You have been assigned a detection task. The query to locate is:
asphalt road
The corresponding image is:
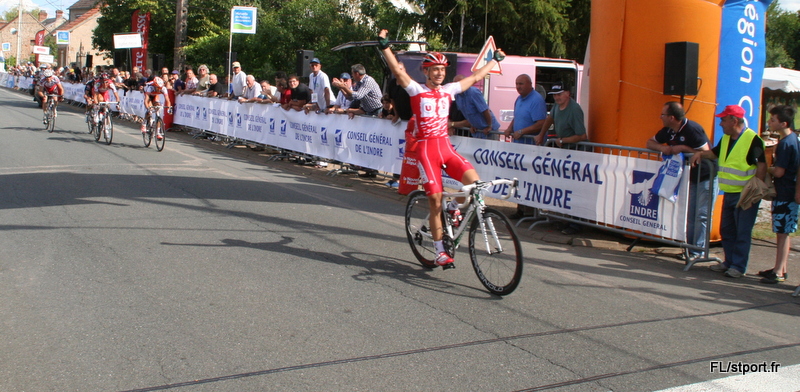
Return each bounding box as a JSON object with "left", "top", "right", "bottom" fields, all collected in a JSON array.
[{"left": 0, "top": 87, "right": 798, "bottom": 392}]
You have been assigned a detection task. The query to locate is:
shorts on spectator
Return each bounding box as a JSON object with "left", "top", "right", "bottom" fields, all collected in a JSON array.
[{"left": 772, "top": 200, "right": 798, "bottom": 234}]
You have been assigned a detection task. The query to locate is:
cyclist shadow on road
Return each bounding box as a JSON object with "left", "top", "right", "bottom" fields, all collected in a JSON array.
[{"left": 161, "top": 236, "right": 496, "bottom": 298}]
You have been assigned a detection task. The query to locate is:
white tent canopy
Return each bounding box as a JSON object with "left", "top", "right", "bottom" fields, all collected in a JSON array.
[{"left": 762, "top": 67, "right": 800, "bottom": 93}]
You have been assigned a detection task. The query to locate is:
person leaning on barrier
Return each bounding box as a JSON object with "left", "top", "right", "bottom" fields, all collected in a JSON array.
[
  {"left": 181, "top": 68, "right": 199, "bottom": 95},
  {"left": 503, "top": 74, "right": 547, "bottom": 144},
  {"left": 284, "top": 74, "right": 310, "bottom": 111},
  {"left": 205, "top": 74, "right": 227, "bottom": 98},
  {"left": 238, "top": 74, "right": 262, "bottom": 104},
  {"left": 535, "top": 82, "right": 587, "bottom": 148},
  {"left": 332, "top": 63, "right": 383, "bottom": 118},
  {"left": 646, "top": 101, "right": 714, "bottom": 261},
  {"left": 758, "top": 105, "right": 800, "bottom": 284},
  {"left": 505, "top": 73, "right": 547, "bottom": 220},
  {"left": 450, "top": 74, "right": 501, "bottom": 139},
  {"left": 327, "top": 73, "right": 354, "bottom": 114},
  {"left": 690, "top": 104, "right": 766, "bottom": 278},
  {"left": 196, "top": 64, "right": 211, "bottom": 92},
  {"left": 256, "top": 80, "right": 278, "bottom": 103}
]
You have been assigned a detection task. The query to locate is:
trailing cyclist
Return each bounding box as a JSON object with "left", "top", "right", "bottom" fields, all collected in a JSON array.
[
  {"left": 92, "top": 73, "right": 120, "bottom": 107},
  {"left": 141, "top": 76, "right": 172, "bottom": 140},
  {"left": 378, "top": 28, "right": 505, "bottom": 268},
  {"left": 36, "top": 69, "right": 64, "bottom": 125}
]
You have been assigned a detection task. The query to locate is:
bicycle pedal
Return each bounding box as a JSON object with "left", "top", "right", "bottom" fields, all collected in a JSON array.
[{"left": 441, "top": 262, "right": 456, "bottom": 270}]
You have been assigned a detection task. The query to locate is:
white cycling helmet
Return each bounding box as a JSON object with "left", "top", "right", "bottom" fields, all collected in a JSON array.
[{"left": 42, "top": 69, "right": 54, "bottom": 78}]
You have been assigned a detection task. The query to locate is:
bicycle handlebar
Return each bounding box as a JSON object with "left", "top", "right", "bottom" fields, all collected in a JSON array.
[
  {"left": 95, "top": 102, "right": 119, "bottom": 105},
  {"left": 451, "top": 178, "right": 519, "bottom": 208}
]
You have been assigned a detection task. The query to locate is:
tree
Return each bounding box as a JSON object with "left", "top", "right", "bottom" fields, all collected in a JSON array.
[
  {"left": 2, "top": 7, "right": 41, "bottom": 22},
  {"left": 766, "top": 0, "right": 800, "bottom": 69}
]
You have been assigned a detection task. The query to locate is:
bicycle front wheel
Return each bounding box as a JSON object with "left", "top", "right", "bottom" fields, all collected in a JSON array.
[
  {"left": 405, "top": 190, "right": 438, "bottom": 269},
  {"left": 46, "top": 102, "right": 55, "bottom": 133},
  {"left": 103, "top": 114, "right": 113, "bottom": 145},
  {"left": 469, "top": 208, "right": 523, "bottom": 295},
  {"left": 154, "top": 118, "right": 166, "bottom": 151},
  {"left": 94, "top": 115, "right": 103, "bottom": 142}
]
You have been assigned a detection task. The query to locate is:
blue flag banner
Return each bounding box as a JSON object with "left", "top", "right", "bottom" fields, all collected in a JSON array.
[{"left": 714, "top": 0, "right": 772, "bottom": 144}]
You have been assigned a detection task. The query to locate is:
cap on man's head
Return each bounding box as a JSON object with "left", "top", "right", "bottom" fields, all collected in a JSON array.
[
  {"left": 310, "top": 58, "right": 321, "bottom": 64},
  {"left": 232, "top": 61, "right": 241, "bottom": 68},
  {"left": 171, "top": 70, "right": 180, "bottom": 74},
  {"left": 548, "top": 83, "right": 568, "bottom": 95},
  {"left": 339, "top": 72, "right": 351, "bottom": 79},
  {"left": 715, "top": 104, "right": 745, "bottom": 118}
]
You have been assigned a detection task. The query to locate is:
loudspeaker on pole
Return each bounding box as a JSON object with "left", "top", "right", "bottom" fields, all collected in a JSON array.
[{"left": 296, "top": 50, "right": 314, "bottom": 78}]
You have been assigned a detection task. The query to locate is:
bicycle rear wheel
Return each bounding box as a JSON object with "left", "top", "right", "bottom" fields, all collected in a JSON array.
[
  {"left": 405, "top": 190, "right": 438, "bottom": 269},
  {"left": 142, "top": 119, "right": 152, "bottom": 147},
  {"left": 86, "top": 111, "right": 95, "bottom": 134},
  {"left": 103, "top": 113, "right": 113, "bottom": 145},
  {"left": 468, "top": 208, "right": 523, "bottom": 295},
  {"left": 154, "top": 118, "right": 166, "bottom": 151}
]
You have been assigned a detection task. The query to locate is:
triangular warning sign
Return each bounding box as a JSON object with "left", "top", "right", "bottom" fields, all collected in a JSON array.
[{"left": 471, "top": 36, "right": 502, "bottom": 74}]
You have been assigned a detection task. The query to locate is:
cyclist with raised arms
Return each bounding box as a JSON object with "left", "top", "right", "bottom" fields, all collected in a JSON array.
[
  {"left": 37, "top": 69, "right": 64, "bottom": 124},
  {"left": 141, "top": 76, "right": 172, "bottom": 139},
  {"left": 378, "top": 28, "right": 505, "bottom": 268}
]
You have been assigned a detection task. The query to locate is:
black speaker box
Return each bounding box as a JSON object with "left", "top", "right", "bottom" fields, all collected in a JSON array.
[
  {"left": 113, "top": 50, "right": 126, "bottom": 69},
  {"left": 85, "top": 54, "right": 93, "bottom": 68},
  {"left": 664, "top": 42, "right": 699, "bottom": 96},
  {"left": 296, "top": 50, "right": 314, "bottom": 78}
]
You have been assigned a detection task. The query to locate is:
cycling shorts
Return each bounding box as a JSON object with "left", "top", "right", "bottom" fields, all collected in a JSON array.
[
  {"left": 96, "top": 90, "right": 113, "bottom": 102},
  {"left": 416, "top": 136, "right": 474, "bottom": 196}
]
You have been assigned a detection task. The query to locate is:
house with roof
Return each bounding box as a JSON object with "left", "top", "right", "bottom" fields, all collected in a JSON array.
[
  {"left": 0, "top": 10, "right": 63, "bottom": 65},
  {"left": 55, "top": 0, "right": 111, "bottom": 70}
]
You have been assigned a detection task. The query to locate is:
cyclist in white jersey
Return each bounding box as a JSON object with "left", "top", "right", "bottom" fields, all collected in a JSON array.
[
  {"left": 37, "top": 70, "right": 64, "bottom": 124},
  {"left": 379, "top": 28, "right": 505, "bottom": 267}
]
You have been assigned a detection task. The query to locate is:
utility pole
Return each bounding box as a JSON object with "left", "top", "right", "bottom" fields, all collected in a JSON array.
[
  {"left": 16, "top": 0, "right": 22, "bottom": 66},
  {"left": 174, "top": 0, "right": 188, "bottom": 71}
]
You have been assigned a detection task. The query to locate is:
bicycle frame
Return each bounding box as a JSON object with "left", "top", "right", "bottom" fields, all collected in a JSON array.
[{"left": 428, "top": 178, "right": 518, "bottom": 253}]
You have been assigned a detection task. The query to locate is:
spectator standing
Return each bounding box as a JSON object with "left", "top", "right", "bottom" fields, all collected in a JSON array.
[
  {"left": 646, "top": 101, "right": 713, "bottom": 260},
  {"left": 205, "top": 74, "right": 227, "bottom": 97},
  {"left": 230, "top": 62, "right": 247, "bottom": 99},
  {"left": 759, "top": 105, "right": 800, "bottom": 284},
  {"left": 307, "top": 58, "right": 332, "bottom": 112},
  {"left": 690, "top": 105, "right": 767, "bottom": 278},
  {"left": 171, "top": 70, "right": 185, "bottom": 94},
  {"left": 332, "top": 64, "right": 382, "bottom": 117},
  {"left": 503, "top": 74, "right": 547, "bottom": 143},
  {"left": 182, "top": 68, "right": 199, "bottom": 95},
  {"left": 238, "top": 75, "right": 262, "bottom": 103},
  {"left": 506, "top": 73, "right": 547, "bottom": 219},
  {"left": 284, "top": 75, "right": 310, "bottom": 111},
  {"left": 450, "top": 74, "right": 500, "bottom": 139},
  {"left": 196, "top": 64, "right": 211, "bottom": 91}
]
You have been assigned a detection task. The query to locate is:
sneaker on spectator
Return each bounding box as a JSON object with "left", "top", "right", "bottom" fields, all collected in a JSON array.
[
  {"left": 434, "top": 252, "right": 454, "bottom": 267},
  {"left": 709, "top": 263, "right": 728, "bottom": 272},
  {"left": 724, "top": 268, "right": 744, "bottom": 278},
  {"left": 758, "top": 268, "right": 788, "bottom": 281}
]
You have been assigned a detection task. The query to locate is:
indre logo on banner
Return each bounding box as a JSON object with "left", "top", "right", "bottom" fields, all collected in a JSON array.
[
  {"left": 320, "top": 127, "right": 328, "bottom": 145},
  {"left": 280, "top": 120, "right": 287, "bottom": 137},
  {"left": 227, "top": 112, "right": 234, "bottom": 126},
  {"left": 335, "top": 129, "right": 343, "bottom": 147},
  {"left": 195, "top": 107, "right": 200, "bottom": 119},
  {"left": 627, "top": 170, "right": 659, "bottom": 221},
  {"left": 269, "top": 118, "right": 275, "bottom": 134}
]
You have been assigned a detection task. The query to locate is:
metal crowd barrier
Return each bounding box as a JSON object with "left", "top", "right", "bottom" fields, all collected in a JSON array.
[{"left": 512, "top": 139, "right": 720, "bottom": 270}]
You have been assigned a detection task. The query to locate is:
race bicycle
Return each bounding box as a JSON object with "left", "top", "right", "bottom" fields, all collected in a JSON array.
[
  {"left": 143, "top": 105, "right": 170, "bottom": 151},
  {"left": 92, "top": 102, "right": 117, "bottom": 145},
  {"left": 405, "top": 178, "right": 523, "bottom": 295},
  {"left": 43, "top": 94, "right": 61, "bottom": 133}
]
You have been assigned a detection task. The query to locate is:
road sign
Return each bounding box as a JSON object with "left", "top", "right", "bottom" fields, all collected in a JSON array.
[
  {"left": 33, "top": 45, "right": 50, "bottom": 55},
  {"left": 471, "top": 36, "right": 502, "bottom": 74}
]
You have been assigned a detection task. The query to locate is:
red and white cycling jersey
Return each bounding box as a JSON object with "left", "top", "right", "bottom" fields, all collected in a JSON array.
[
  {"left": 405, "top": 80, "right": 463, "bottom": 140},
  {"left": 93, "top": 79, "right": 116, "bottom": 94},
  {"left": 39, "top": 77, "right": 62, "bottom": 94}
]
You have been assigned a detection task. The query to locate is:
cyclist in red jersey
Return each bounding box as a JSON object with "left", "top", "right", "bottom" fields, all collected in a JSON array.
[
  {"left": 141, "top": 76, "right": 172, "bottom": 139},
  {"left": 379, "top": 28, "right": 505, "bottom": 268},
  {"left": 37, "top": 70, "right": 64, "bottom": 124},
  {"left": 92, "top": 73, "right": 120, "bottom": 104}
]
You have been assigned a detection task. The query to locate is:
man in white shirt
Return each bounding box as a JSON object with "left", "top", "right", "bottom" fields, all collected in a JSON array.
[
  {"left": 305, "top": 57, "right": 332, "bottom": 113},
  {"left": 230, "top": 61, "right": 247, "bottom": 99}
]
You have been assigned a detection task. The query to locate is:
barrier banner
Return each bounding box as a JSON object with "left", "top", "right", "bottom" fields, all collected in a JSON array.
[{"left": 173, "top": 95, "right": 689, "bottom": 240}]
